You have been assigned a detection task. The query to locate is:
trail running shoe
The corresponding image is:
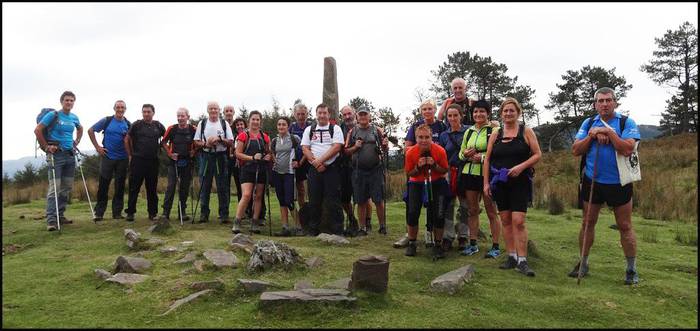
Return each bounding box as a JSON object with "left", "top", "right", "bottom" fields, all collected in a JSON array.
[
  {"left": 126, "top": 214, "right": 135, "bottom": 222},
  {"left": 485, "top": 248, "right": 501, "bottom": 259},
  {"left": 357, "top": 229, "right": 368, "bottom": 237},
  {"left": 275, "top": 227, "right": 292, "bottom": 237},
  {"left": 567, "top": 262, "right": 589, "bottom": 278},
  {"left": 378, "top": 225, "right": 387, "bottom": 235},
  {"left": 393, "top": 234, "right": 409, "bottom": 248},
  {"left": 405, "top": 241, "right": 417, "bottom": 256},
  {"left": 499, "top": 256, "right": 518, "bottom": 269},
  {"left": 461, "top": 245, "right": 480, "bottom": 256},
  {"left": 432, "top": 245, "right": 446, "bottom": 260},
  {"left": 47, "top": 221, "right": 58, "bottom": 231},
  {"left": 625, "top": 269, "right": 639, "bottom": 285},
  {"left": 517, "top": 261, "right": 536, "bottom": 277}
]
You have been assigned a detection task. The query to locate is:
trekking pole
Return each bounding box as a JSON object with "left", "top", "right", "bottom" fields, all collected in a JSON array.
[
  {"left": 382, "top": 149, "right": 388, "bottom": 235},
  {"left": 250, "top": 158, "right": 260, "bottom": 235},
  {"left": 48, "top": 152, "right": 61, "bottom": 231},
  {"left": 74, "top": 149, "right": 95, "bottom": 219},
  {"left": 192, "top": 154, "right": 208, "bottom": 223},
  {"left": 578, "top": 144, "right": 600, "bottom": 285},
  {"left": 174, "top": 159, "right": 184, "bottom": 226},
  {"left": 266, "top": 162, "right": 272, "bottom": 237}
]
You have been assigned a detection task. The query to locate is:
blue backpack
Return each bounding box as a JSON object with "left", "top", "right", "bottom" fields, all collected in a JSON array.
[{"left": 36, "top": 108, "right": 59, "bottom": 145}]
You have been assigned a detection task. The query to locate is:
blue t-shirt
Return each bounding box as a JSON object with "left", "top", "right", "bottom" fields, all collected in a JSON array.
[
  {"left": 40, "top": 110, "right": 81, "bottom": 151},
  {"left": 438, "top": 125, "right": 468, "bottom": 167},
  {"left": 91, "top": 117, "right": 130, "bottom": 160},
  {"left": 575, "top": 112, "right": 641, "bottom": 184},
  {"left": 405, "top": 118, "right": 448, "bottom": 144}
]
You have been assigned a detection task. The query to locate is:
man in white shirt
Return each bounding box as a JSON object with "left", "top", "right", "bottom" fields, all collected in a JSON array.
[
  {"left": 301, "top": 103, "right": 345, "bottom": 235},
  {"left": 193, "top": 101, "right": 234, "bottom": 223}
]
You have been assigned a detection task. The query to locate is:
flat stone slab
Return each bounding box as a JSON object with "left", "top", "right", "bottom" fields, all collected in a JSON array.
[
  {"left": 146, "top": 238, "right": 166, "bottom": 247},
  {"left": 323, "top": 277, "right": 351, "bottom": 291},
  {"left": 238, "top": 279, "right": 277, "bottom": 293},
  {"left": 160, "top": 289, "right": 213, "bottom": 316},
  {"left": 430, "top": 264, "right": 475, "bottom": 295},
  {"left": 159, "top": 246, "right": 179, "bottom": 254},
  {"left": 107, "top": 273, "right": 149, "bottom": 286},
  {"left": 259, "top": 289, "right": 356, "bottom": 306},
  {"left": 190, "top": 280, "right": 225, "bottom": 291},
  {"left": 305, "top": 256, "right": 324, "bottom": 268},
  {"left": 114, "top": 256, "right": 152, "bottom": 274},
  {"left": 203, "top": 250, "right": 238, "bottom": 268},
  {"left": 174, "top": 252, "right": 198, "bottom": 264},
  {"left": 95, "top": 269, "right": 112, "bottom": 280},
  {"left": 230, "top": 233, "right": 255, "bottom": 246},
  {"left": 317, "top": 233, "right": 350, "bottom": 245}
]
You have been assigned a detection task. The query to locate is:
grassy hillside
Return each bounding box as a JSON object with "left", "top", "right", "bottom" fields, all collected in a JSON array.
[{"left": 2, "top": 196, "right": 697, "bottom": 328}]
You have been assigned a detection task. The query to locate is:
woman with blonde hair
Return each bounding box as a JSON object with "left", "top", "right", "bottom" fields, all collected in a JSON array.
[{"left": 483, "top": 97, "right": 541, "bottom": 276}]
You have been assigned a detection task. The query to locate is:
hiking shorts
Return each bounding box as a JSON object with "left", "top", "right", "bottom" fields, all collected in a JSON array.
[
  {"left": 493, "top": 176, "right": 530, "bottom": 213},
  {"left": 459, "top": 174, "right": 484, "bottom": 193},
  {"left": 240, "top": 168, "right": 267, "bottom": 184},
  {"left": 581, "top": 176, "right": 633, "bottom": 207},
  {"left": 295, "top": 162, "right": 310, "bottom": 182},
  {"left": 352, "top": 166, "right": 384, "bottom": 204}
]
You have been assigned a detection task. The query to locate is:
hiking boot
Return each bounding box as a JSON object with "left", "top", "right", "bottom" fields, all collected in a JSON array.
[
  {"left": 624, "top": 269, "right": 639, "bottom": 285},
  {"left": 126, "top": 213, "right": 135, "bottom": 222},
  {"left": 432, "top": 245, "right": 446, "bottom": 260},
  {"left": 393, "top": 234, "right": 409, "bottom": 248},
  {"left": 567, "top": 262, "right": 589, "bottom": 278},
  {"left": 112, "top": 214, "right": 124, "bottom": 220},
  {"left": 149, "top": 215, "right": 159, "bottom": 222},
  {"left": 231, "top": 219, "right": 242, "bottom": 234},
  {"left": 424, "top": 231, "right": 435, "bottom": 248},
  {"left": 275, "top": 227, "right": 292, "bottom": 237},
  {"left": 378, "top": 225, "right": 387, "bottom": 235},
  {"left": 47, "top": 221, "right": 58, "bottom": 231},
  {"left": 457, "top": 238, "right": 467, "bottom": 251},
  {"left": 405, "top": 241, "right": 417, "bottom": 256},
  {"left": 59, "top": 216, "right": 73, "bottom": 224},
  {"left": 517, "top": 260, "right": 536, "bottom": 277},
  {"left": 499, "top": 256, "right": 518, "bottom": 269},
  {"left": 461, "top": 245, "right": 479, "bottom": 256},
  {"left": 357, "top": 229, "right": 368, "bottom": 237},
  {"left": 250, "top": 221, "right": 261, "bottom": 234},
  {"left": 93, "top": 215, "right": 104, "bottom": 223},
  {"left": 442, "top": 238, "right": 453, "bottom": 252},
  {"left": 485, "top": 247, "right": 501, "bottom": 259}
]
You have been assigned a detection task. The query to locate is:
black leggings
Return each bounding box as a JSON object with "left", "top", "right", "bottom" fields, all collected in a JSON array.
[{"left": 406, "top": 179, "right": 447, "bottom": 230}]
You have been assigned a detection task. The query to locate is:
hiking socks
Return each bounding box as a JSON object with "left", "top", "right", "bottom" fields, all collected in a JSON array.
[
  {"left": 509, "top": 252, "right": 517, "bottom": 259},
  {"left": 626, "top": 256, "right": 636, "bottom": 271},
  {"left": 470, "top": 239, "right": 477, "bottom": 246},
  {"left": 517, "top": 256, "right": 527, "bottom": 263}
]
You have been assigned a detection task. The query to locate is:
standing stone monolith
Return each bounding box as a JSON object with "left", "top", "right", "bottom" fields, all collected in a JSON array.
[{"left": 323, "top": 57, "right": 339, "bottom": 121}]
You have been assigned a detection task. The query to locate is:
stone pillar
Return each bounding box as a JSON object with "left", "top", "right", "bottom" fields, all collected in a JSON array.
[
  {"left": 350, "top": 255, "right": 389, "bottom": 293},
  {"left": 323, "top": 57, "right": 339, "bottom": 122}
]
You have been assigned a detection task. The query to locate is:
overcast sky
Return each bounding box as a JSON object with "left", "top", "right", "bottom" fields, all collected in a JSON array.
[{"left": 2, "top": 2, "right": 697, "bottom": 160}]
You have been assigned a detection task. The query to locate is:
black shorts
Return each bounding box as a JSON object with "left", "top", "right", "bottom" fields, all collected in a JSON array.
[
  {"left": 581, "top": 176, "right": 633, "bottom": 207},
  {"left": 493, "top": 176, "right": 530, "bottom": 213},
  {"left": 240, "top": 168, "right": 267, "bottom": 184},
  {"left": 295, "top": 162, "right": 310, "bottom": 182},
  {"left": 459, "top": 174, "right": 484, "bottom": 194},
  {"left": 340, "top": 165, "right": 353, "bottom": 203}
]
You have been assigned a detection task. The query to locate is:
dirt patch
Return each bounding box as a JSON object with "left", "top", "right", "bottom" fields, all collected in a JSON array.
[{"left": 2, "top": 243, "right": 33, "bottom": 256}]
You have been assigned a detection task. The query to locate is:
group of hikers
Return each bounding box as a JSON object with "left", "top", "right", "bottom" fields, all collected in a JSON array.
[{"left": 34, "top": 79, "right": 642, "bottom": 284}]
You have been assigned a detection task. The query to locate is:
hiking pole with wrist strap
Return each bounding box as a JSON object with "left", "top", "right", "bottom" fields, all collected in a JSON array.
[
  {"left": 266, "top": 160, "right": 272, "bottom": 237},
  {"left": 48, "top": 153, "right": 61, "bottom": 231},
  {"left": 578, "top": 143, "right": 600, "bottom": 285},
  {"left": 174, "top": 159, "right": 184, "bottom": 226}
]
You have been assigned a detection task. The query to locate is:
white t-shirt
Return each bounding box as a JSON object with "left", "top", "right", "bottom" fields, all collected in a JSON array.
[
  {"left": 301, "top": 123, "right": 344, "bottom": 165},
  {"left": 194, "top": 119, "right": 234, "bottom": 152}
]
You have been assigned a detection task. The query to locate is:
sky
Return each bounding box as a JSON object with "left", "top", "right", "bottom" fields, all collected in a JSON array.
[{"left": 2, "top": 2, "right": 697, "bottom": 161}]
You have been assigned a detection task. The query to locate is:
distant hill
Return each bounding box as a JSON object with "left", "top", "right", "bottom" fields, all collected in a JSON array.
[
  {"left": 638, "top": 124, "right": 663, "bottom": 139},
  {"left": 3, "top": 149, "right": 96, "bottom": 178}
]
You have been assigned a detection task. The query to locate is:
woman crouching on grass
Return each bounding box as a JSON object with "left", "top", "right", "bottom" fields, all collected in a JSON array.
[
  {"left": 270, "top": 117, "right": 302, "bottom": 236},
  {"left": 483, "top": 97, "right": 541, "bottom": 276},
  {"left": 404, "top": 124, "right": 449, "bottom": 260}
]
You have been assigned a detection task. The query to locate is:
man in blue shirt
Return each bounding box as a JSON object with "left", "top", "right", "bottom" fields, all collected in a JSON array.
[
  {"left": 571, "top": 87, "right": 642, "bottom": 285},
  {"left": 88, "top": 100, "right": 131, "bottom": 222},
  {"left": 289, "top": 102, "right": 313, "bottom": 213},
  {"left": 34, "top": 91, "right": 83, "bottom": 231}
]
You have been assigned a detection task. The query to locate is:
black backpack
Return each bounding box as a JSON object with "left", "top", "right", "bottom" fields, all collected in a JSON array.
[
  {"left": 577, "top": 115, "right": 628, "bottom": 209},
  {"left": 199, "top": 118, "right": 229, "bottom": 140},
  {"left": 101, "top": 115, "right": 131, "bottom": 145},
  {"left": 308, "top": 123, "right": 336, "bottom": 142},
  {"left": 242, "top": 129, "right": 269, "bottom": 155}
]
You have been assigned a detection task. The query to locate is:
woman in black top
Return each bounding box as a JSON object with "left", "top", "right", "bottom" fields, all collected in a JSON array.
[{"left": 483, "top": 97, "right": 542, "bottom": 277}]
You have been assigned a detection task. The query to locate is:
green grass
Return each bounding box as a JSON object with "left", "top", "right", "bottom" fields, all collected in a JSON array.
[{"left": 2, "top": 195, "right": 698, "bottom": 328}]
